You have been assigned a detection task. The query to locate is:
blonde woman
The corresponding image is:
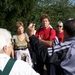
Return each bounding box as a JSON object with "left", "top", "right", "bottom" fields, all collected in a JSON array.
[{"left": 13, "top": 21, "right": 33, "bottom": 67}]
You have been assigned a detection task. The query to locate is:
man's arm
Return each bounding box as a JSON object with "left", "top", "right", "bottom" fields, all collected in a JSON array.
[
  {"left": 26, "top": 24, "right": 68, "bottom": 64},
  {"left": 39, "top": 38, "right": 53, "bottom": 47},
  {"left": 26, "top": 25, "right": 48, "bottom": 62},
  {"left": 29, "top": 35, "right": 48, "bottom": 62},
  {"left": 35, "top": 28, "right": 56, "bottom": 47}
]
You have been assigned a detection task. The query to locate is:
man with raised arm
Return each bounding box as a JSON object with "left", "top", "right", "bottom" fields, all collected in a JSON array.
[{"left": 26, "top": 19, "right": 75, "bottom": 75}]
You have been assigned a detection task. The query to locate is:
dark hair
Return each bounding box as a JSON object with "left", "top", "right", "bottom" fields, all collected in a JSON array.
[
  {"left": 40, "top": 14, "right": 50, "bottom": 22},
  {"left": 63, "top": 19, "right": 75, "bottom": 37},
  {"left": 27, "top": 21, "right": 34, "bottom": 26}
]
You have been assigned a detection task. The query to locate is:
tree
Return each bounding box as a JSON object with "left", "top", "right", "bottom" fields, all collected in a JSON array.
[
  {"left": 0, "top": 0, "right": 75, "bottom": 34},
  {"left": 0, "top": 0, "right": 38, "bottom": 34}
]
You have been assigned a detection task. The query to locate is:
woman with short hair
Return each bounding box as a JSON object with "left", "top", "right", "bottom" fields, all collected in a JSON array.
[
  {"left": 13, "top": 21, "right": 33, "bottom": 67},
  {"left": 56, "top": 21, "right": 64, "bottom": 42}
]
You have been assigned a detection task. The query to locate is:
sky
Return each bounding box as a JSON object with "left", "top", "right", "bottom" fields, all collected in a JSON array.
[{"left": 69, "top": 0, "right": 75, "bottom": 5}]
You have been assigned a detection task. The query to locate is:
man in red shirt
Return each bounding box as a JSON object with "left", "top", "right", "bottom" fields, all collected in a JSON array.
[
  {"left": 35, "top": 14, "right": 56, "bottom": 75},
  {"left": 35, "top": 14, "right": 56, "bottom": 47}
]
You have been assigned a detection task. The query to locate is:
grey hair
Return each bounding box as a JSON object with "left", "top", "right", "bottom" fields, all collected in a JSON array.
[
  {"left": 57, "top": 21, "right": 63, "bottom": 26},
  {"left": 0, "top": 28, "right": 12, "bottom": 53},
  {"left": 68, "top": 18, "right": 74, "bottom": 20}
]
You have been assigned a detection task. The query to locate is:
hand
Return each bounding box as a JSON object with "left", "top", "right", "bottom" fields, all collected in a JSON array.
[
  {"left": 38, "top": 35, "right": 42, "bottom": 41},
  {"left": 26, "top": 24, "right": 35, "bottom": 37},
  {"left": 25, "top": 36, "right": 30, "bottom": 42}
]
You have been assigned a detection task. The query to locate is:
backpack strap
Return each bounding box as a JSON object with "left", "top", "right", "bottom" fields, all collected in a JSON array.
[
  {"left": 38, "top": 25, "right": 59, "bottom": 45},
  {"left": 49, "top": 27, "right": 59, "bottom": 45},
  {"left": 2, "top": 58, "right": 16, "bottom": 75},
  {"left": 0, "top": 70, "right": 2, "bottom": 75}
]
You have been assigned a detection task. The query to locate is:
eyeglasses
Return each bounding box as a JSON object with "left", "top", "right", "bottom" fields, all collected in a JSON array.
[{"left": 57, "top": 25, "right": 62, "bottom": 27}]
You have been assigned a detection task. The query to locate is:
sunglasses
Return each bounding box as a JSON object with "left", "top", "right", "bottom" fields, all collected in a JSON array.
[{"left": 57, "top": 25, "right": 62, "bottom": 27}]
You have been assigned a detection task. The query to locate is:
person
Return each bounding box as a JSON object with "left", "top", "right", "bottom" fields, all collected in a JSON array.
[
  {"left": 35, "top": 14, "right": 56, "bottom": 47},
  {"left": 27, "top": 21, "right": 36, "bottom": 34},
  {"left": 0, "top": 28, "right": 40, "bottom": 75},
  {"left": 26, "top": 19, "right": 75, "bottom": 75},
  {"left": 25, "top": 21, "right": 37, "bottom": 71},
  {"left": 56, "top": 21, "right": 64, "bottom": 42},
  {"left": 13, "top": 21, "right": 33, "bottom": 67},
  {"left": 35, "top": 14, "right": 56, "bottom": 75}
]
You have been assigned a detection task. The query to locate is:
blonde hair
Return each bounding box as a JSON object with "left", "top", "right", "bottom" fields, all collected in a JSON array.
[
  {"left": 15, "top": 21, "right": 24, "bottom": 29},
  {"left": 57, "top": 21, "right": 63, "bottom": 26}
]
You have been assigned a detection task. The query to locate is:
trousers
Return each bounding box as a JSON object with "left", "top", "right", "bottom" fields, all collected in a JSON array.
[{"left": 14, "top": 48, "right": 33, "bottom": 67}]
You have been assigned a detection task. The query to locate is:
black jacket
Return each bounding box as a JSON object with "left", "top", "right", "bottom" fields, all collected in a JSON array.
[
  {"left": 29, "top": 35, "right": 72, "bottom": 65},
  {"left": 29, "top": 35, "right": 48, "bottom": 63},
  {"left": 29, "top": 35, "right": 75, "bottom": 75}
]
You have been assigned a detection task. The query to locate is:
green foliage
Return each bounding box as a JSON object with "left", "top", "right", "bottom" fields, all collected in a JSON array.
[{"left": 0, "top": 0, "right": 75, "bottom": 34}]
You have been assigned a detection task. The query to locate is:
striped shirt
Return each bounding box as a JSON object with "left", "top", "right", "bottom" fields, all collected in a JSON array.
[
  {"left": 61, "top": 40, "right": 75, "bottom": 75},
  {"left": 29, "top": 35, "right": 75, "bottom": 75},
  {"left": 47, "top": 37, "right": 75, "bottom": 75},
  {"left": 47, "top": 37, "right": 75, "bottom": 56}
]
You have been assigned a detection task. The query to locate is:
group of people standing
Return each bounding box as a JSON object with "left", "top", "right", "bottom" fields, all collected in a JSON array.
[
  {"left": 26, "top": 18, "right": 75, "bottom": 75},
  {"left": 12, "top": 14, "right": 65, "bottom": 75},
  {"left": 34, "top": 14, "right": 64, "bottom": 75},
  {"left": 0, "top": 13, "right": 75, "bottom": 75}
]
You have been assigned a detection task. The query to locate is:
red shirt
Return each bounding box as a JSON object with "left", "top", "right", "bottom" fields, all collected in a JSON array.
[
  {"left": 35, "top": 27, "right": 56, "bottom": 41},
  {"left": 56, "top": 31, "right": 64, "bottom": 42}
]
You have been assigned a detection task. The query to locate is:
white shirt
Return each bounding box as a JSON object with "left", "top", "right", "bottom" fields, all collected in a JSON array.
[{"left": 0, "top": 54, "right": 40, "bottom": 75}]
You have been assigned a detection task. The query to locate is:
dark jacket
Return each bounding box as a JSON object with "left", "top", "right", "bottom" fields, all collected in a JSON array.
[{"left": 29, "top": 35, "right": 75, "bottom": 75}]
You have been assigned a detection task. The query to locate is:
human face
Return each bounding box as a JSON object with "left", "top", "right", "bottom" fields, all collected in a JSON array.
[
  {"left": 41, "top": 18, "right": 50, "bottom": 29},
  {"left": 17, "top": 26, "right": 24, "bottom": 34},
  {"left": 57, "top": 25, "right": 63, "bottom": 32}
]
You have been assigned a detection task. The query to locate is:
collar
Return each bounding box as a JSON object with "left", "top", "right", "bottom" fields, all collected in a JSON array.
[
  {"left": 65, "top": 37, "right": 75, "bottom": 41},
  {"left": 0, "top": 54, "right": 10, "bottom": 59}
]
